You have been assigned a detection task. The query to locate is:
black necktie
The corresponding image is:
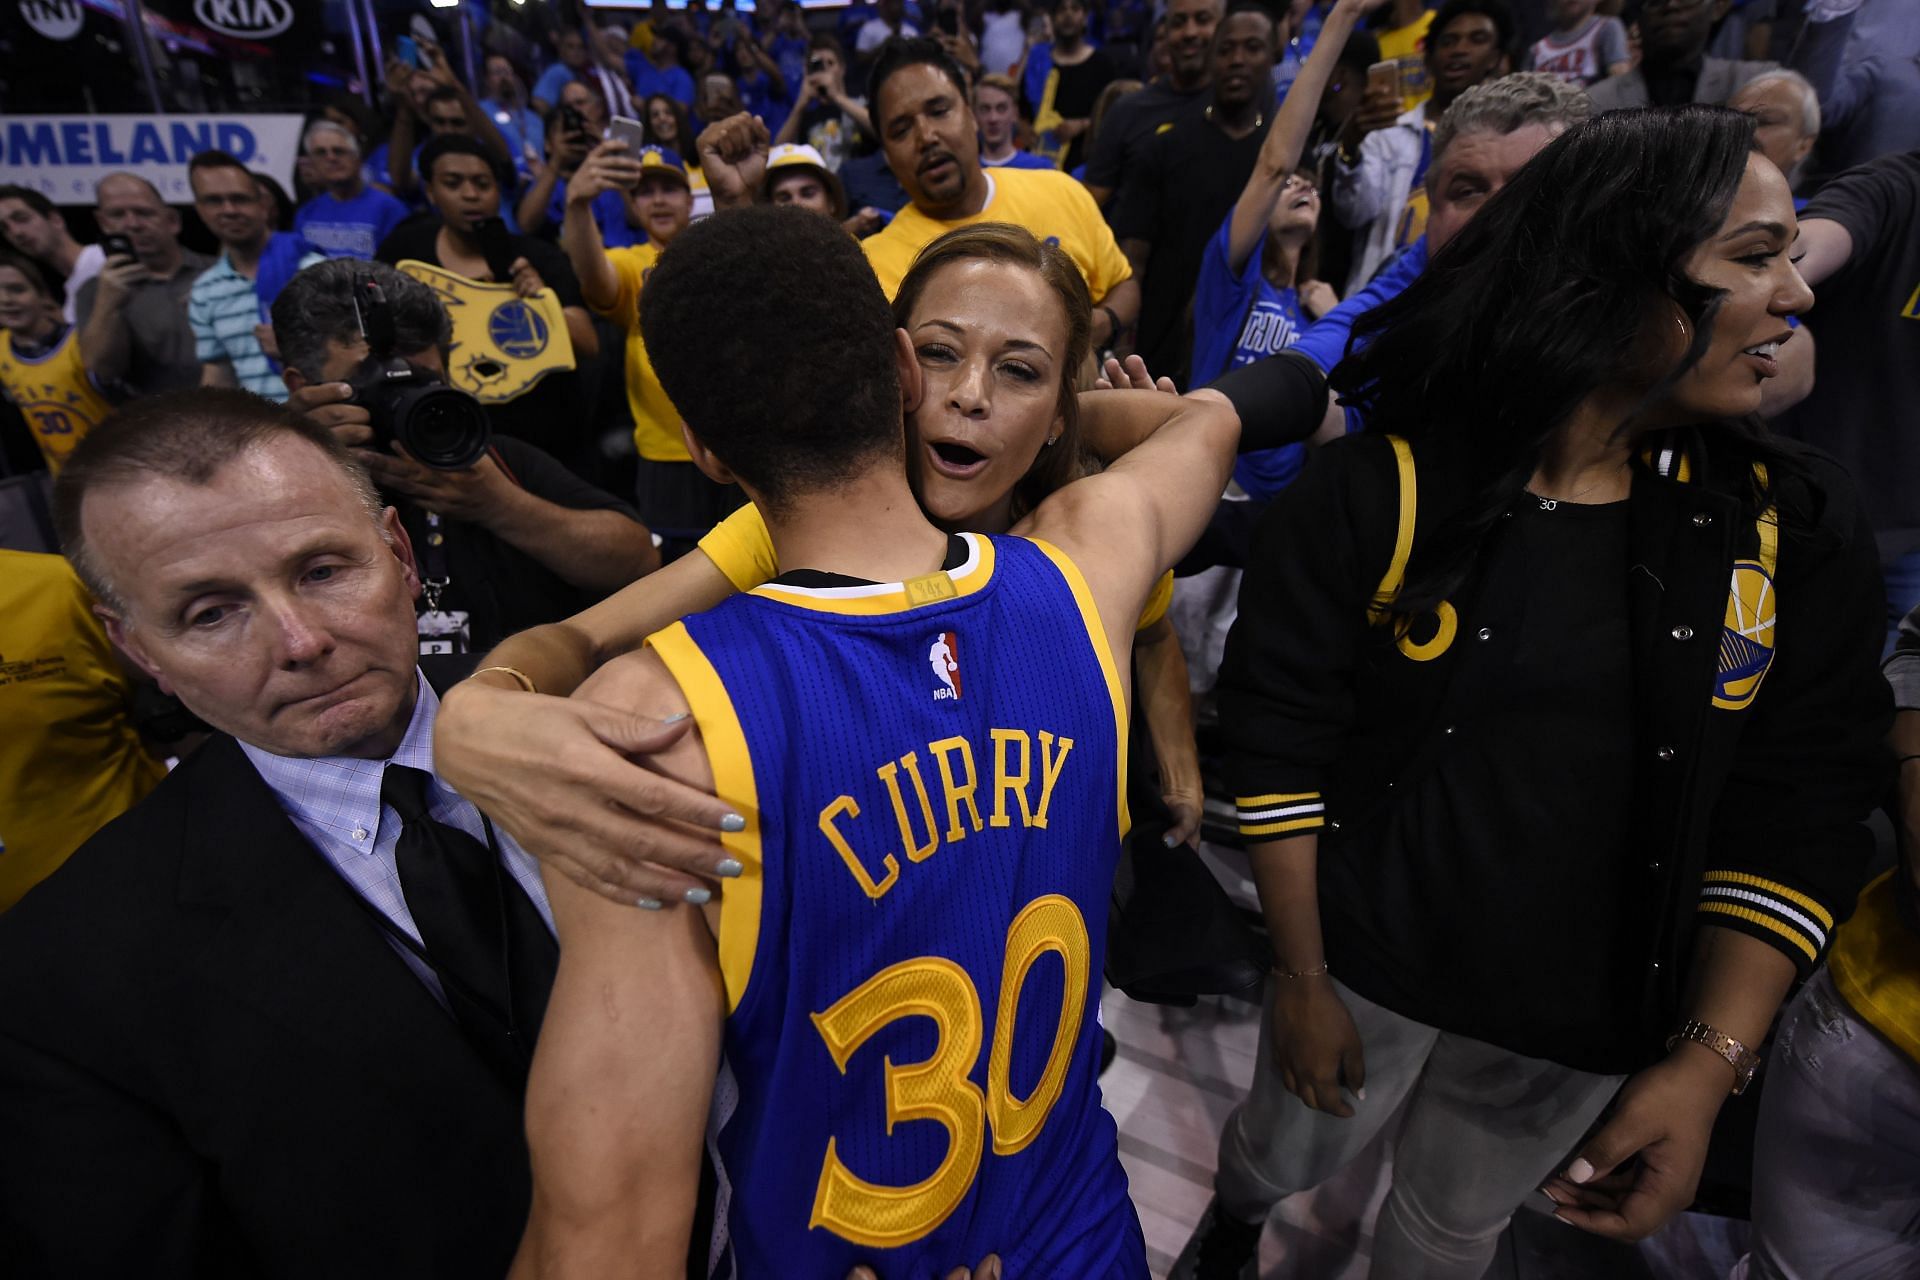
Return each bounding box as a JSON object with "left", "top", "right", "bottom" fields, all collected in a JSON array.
[{"left": 382, "top": 764, "right": 558, "bottom": 1083}]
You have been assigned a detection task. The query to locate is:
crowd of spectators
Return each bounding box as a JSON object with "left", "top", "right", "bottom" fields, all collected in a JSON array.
[{"left": 3, "top": 0, "right": 1919, "bottom": 1275}]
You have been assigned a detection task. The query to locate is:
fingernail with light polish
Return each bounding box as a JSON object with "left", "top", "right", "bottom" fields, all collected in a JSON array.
[
  {"left": 636, "top": 897, "right": 663, "bottom": 910},
  {"left": 662, "top": 712, "right": 689, "bottom": 724},
  {"left": 1356, "top": 1087, "right": 1367, "bottom": 1102},
  {"left": 720, "top": 812, "right": 746, "bottom": 833},
  {"left": 1567, "top": 1158, "right": 1595, "bottom": 1184},
  {"left": 716, "top": 858, "right": 744, "bottom": 878},
  {"left": 685, "top": 887, "right": 711, "bottom": 905},
  {"left": 1539, "top": 1186, "right": 1561, "bottom": 1206},
  {"left": 1162, "top": 833, "right": 1178, "bottom": 848}
]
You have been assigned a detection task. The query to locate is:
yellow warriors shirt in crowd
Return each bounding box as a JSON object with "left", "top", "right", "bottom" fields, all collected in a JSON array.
[
  {"left": 0, "top": 325, "right": 114, "bottom": 474},
  {"left": 1828, "top": 870, "right": 1920, "bottom": 1066},
  {"left": 594, "top": 242, "right": 688, "bottom": 463},
  {"left": 1377, "top": 8, "right": 1435, "bottom": 113},
  {"left": 0, "top": 551, "right": 166, "bottom": 910},
  {"left": 698, "top": 504, "right": 1174, "bottom": 631},
  {"left": 861, "top": 168, "right": 1133, "bottom": 302}
]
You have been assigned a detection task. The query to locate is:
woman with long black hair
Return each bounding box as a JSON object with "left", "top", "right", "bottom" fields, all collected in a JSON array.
[{"left": 1176, "top": 105, "right": 1891, "bottom": 1279}]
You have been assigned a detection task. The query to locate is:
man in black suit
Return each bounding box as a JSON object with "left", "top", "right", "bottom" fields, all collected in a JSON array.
[{"left": 0, "top": 388, "right": 707, "bottom": 1278}]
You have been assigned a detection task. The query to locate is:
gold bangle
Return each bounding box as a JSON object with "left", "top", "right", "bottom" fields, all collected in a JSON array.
[
  {"left": 1275, "top": 960, "right": 1330, "bottom": 979},
  {"left": 470, "top": 665, "right": 537, "bottom": 694}
]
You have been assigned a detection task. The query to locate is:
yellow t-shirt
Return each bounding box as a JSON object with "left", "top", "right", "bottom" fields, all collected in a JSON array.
[
  {"left": 0, "top": 550, "right": 166, "bottom": 910},
  {"left": 595, "top": 243, "right": 689, "bottom": 463},
  {"left": 1827, "top": 870, "right": 1920, "bottom": 1067},
  {"left": 1377, "top": 9, "right": 1436, "bottom": 114},
  {"left": 861, "top": 167, "right": 1134, "bottom": 302},
  {"left": 0, "top": 326, "right": 115, "bottom": 474},
  {"left": 698, "top": 503, "right": 1173, "bottom": 632}
]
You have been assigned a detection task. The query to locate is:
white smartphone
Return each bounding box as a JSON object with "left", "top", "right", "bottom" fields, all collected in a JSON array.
[{"left": 606, "top": 114, "right": 649, "bottom": 153}]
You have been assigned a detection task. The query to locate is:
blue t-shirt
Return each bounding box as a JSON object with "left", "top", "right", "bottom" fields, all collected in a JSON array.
[
  {"left": 533, "top": 63, "right": 576, "bottom": 108},
  {"left": 365, "top": 140, "right": 434, "bottom": 212},
  {"left": 1193, "top": 212, "right": 1313, "bottom": 498},
  {"left": 482, "top": 98, "right": 545, "bottom": 174},
  {"left": 547, "top": 181, "right": 645, "bottom": 249},
  {"left": 982, "top": 149, "right": 1057, "bottom": 171},
  {"left": 627, "top": 54, "right": 695, "bottom": 106},
  {"left": 294, "top": 186, "right": 411, "bottom": 260},
  {"left": 768, "top": 33, "right": 810, "bottom": 95}
]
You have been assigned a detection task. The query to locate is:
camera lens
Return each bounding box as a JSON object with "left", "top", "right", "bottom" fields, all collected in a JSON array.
[{"left": 393, "top": 384, "right": 492, "bottom": 470}]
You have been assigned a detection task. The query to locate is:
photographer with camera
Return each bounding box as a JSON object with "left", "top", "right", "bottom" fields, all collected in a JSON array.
[
  {"left": 377, "top": 135, "right": 602, "bottom": 473},
  {"left": 276, "top": 260, "right": 656, "bottom": 654}
]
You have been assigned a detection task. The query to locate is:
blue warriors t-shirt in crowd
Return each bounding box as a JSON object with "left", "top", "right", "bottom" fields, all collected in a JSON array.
[
  {"left": 294, "top": 187, "right": 411, "bottom": 260},
  {"left": 654, "top": 533, "right": 1145, "bottom": 1278},
  {"left": 1193, "top": 212, "right": 1312, "bottom": 499}
]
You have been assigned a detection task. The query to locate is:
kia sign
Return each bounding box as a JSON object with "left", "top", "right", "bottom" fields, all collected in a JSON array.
[
  {"left": 191, "top": 0, "right": 293, "bottom": 39},
  {"left": 0, "top": 115, "right": 305, "bottom": 205}
]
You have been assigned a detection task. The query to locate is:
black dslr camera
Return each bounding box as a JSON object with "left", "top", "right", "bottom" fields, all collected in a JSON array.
[{"left": 347, "top": 276, "right": 492, "bottom": 471}]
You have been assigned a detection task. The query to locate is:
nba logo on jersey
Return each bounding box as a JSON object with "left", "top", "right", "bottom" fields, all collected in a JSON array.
[{"left": 929, "top": 631, "right": 962, "bottom": 701}]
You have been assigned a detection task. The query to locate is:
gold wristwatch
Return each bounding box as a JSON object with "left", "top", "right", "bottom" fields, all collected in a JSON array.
[{"left": 1667, "top": 1020, "right": 1761, "bottom": 1095}]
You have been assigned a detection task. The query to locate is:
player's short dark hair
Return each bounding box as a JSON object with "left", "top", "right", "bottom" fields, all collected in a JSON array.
[
  {"left": 1430, "top": 0, "right": 1514, "bottom": 57},
  {"left": 867, "top": 36, "right": 972, "bottom": 118},
  {"left": 418, "top": 133, "right": 510, "bottom": 188},
  {"left": 640, "top": 207, "right": 903, "bottom": 511},
  {"left": 0, "top": 250, "right": 56, "bottom": 298},
  {"left": 424, "top": 84, "right": 465, "bottom": 111},
  {"left": 53, "top": 388, "right": 380, "bottom": 613},
  {"left": 0, "top": 185, "right": 55, "bottom": 217}
]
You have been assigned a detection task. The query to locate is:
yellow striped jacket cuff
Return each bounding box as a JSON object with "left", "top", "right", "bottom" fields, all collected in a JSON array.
[
  {"left": 1235, "top": 792, "right": 1325, "bottom": 838},
  {"left": 1696, "top": 870, "right": 1835, "bottom": 970}
]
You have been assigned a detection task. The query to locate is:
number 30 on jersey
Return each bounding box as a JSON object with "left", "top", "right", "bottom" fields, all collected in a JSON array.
[{"left": 807, "top": 895, "right": 1090, "bottom": 1247}]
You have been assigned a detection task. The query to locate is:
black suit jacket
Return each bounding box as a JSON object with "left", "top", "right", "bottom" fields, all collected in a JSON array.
[{"left": 0, "top": 728, "right": 532, "bottom": 1278}]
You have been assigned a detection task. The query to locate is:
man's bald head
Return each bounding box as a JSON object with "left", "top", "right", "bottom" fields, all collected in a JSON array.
[
  {"left": 96, "top": 172, "right": 165, "bottom": 206},
  {"left": 94, "top": 171, "right": 181, "bottom": 260}
]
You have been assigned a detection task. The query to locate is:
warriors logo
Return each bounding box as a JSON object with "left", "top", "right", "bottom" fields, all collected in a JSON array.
[
  {"left": 1714, "top": 560, "right": 1776, "bottom": 711},
  {"left": 394, "top": 259, "right": 575, "bottom": 403}
]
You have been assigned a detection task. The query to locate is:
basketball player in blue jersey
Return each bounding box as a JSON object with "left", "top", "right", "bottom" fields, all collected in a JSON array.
[{"left": 509, "top": 208, "right": 1245, "bottom": 1280}]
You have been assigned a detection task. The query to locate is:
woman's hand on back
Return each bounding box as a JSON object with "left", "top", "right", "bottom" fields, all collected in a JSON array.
[{"left": 434, "top": 676, "right": 743, "bottom": 906}]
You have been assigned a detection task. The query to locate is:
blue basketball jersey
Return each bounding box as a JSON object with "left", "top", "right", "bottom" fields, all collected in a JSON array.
[{"left": 650, "top": 533, "right": 1146, "bottom": 1280}]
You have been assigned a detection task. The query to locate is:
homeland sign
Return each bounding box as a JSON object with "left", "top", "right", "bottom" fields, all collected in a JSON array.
[{"left": 0, "top": 114, "right": 305, "bottom": 205}]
